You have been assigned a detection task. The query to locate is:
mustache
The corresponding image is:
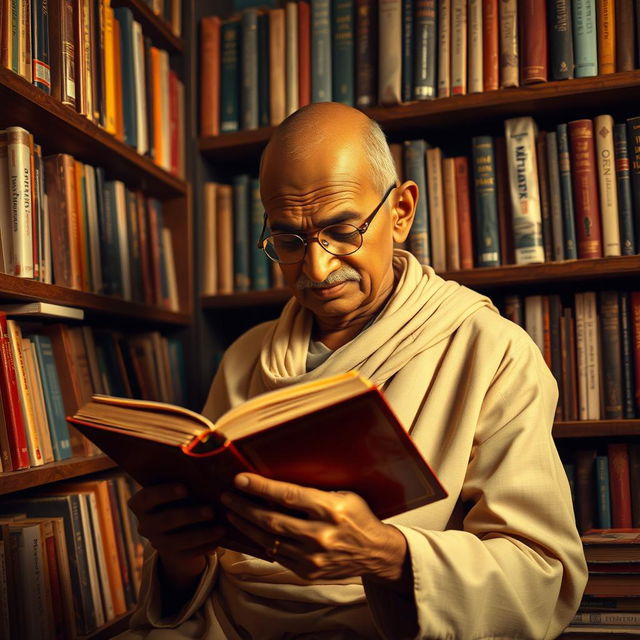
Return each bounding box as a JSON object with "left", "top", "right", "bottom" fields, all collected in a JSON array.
[{"left": 296, "top": 267, "right": 362, "bottom": 289}]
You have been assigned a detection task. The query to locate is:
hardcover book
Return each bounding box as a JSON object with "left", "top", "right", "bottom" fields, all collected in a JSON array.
[{"left": 67, "top": 371, "right": 447, "bottom": 522}]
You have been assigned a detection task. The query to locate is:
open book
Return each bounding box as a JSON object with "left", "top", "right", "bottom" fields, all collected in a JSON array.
[{"left": 68, "top": 371, "right": 446, "bottom": 520}]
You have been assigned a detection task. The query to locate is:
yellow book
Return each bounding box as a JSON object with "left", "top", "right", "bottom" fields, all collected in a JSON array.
[{"left": 103, "top": 2, "right": 117, "bottom": 134}]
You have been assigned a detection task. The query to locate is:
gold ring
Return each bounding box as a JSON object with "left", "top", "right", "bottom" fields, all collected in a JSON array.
[{"left": 266, "top": 537, "right": 281, "bottom": 558}]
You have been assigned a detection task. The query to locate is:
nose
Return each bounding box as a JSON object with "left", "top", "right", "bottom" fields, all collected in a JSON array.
[{"left": 302, "top": 238, "right": 341, "bottom": 283}]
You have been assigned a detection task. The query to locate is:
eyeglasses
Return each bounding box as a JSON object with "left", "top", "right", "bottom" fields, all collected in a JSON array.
[{"left": 257, "top": 184, "right": 396, "bottom": 264}]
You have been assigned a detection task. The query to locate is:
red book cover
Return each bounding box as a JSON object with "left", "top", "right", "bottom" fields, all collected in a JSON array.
[
  {"left": 482, "top": 0, "right": 499, "bottom": 90},
  {"left": 168, "top": 70, "right": 179, "bottom": 176},
  {"left": 608, "top": 443, "right": 633, "bottom": 528},
  {"left": 495, "top": 136, "right": 515, "bottom": 264},
  {"left": 631, "top": 292, "right": 640, "bottom": 415},
  {"left": 0, "top": 313, "right": 29, "bottom": 470},
  {"left": 453, "top": 156, "right": 474, "bottom": 270},
  {"left": 297, "top": 0, "right": 311, "bottom": 107},
  {"left": 200, "top": 16, "right": 220, "bottom": 137},
  {"left": 519, "top": 0, "right": 548, "bottom": 83},
  {"left": 568, "top": 119, "right": 603, "bottom": 259}
]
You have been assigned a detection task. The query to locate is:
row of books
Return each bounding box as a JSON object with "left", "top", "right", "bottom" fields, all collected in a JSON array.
[
  {"left": 0, "top": 473, "right": 143, "bottom": 637},
  {"left": 0, "top": 126, "right": 179, "bottom": 310},
  {"left": 200, "top": 0, "right": 640, "bottom": 134},
  {"left": 144, "top": 0, "right": 182, "bottom": 37},
  {"left": 563, "top": 445, "right": 640, "bottom": 532},
  {"left": 396, "top": 114, "right": 640, "bottom": 271},
  {"left": 501, "top": 290, "right": 640, "bottom": 422},
  {"left": 563, "top": 529, "right": 640, "bottom": 635},
  {"left": 0, "top": 1, "right": 185, "bottom": 176},
  {"left": 202, "top": 177, "right": 285, "bottom": 295},
  {"left": 0, "top": 310, "right": 187, "bottom": 472}
]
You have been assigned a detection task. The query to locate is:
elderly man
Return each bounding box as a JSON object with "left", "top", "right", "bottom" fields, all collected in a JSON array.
[{"left": 125, "top": 102, "right": 587, "bottom": 639}]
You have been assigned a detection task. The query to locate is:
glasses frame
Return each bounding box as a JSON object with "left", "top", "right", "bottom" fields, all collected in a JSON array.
[{"left": 257, "top": 183, "right": 397, "bottom": 264}]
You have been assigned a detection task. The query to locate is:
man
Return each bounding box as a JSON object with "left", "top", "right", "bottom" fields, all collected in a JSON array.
[{"left": 124, "top": 102, "right": 587, "bottom": 639}]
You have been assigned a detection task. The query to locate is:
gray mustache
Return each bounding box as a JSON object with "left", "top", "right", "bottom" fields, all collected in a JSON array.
[{"left": 296, "top": 267, "right": 362, "bottom": 289}]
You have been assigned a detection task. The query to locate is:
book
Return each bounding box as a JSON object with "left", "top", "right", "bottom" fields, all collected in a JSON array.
[
  {"left": 616, "top": 0, "right": 635, "bottom": 71},
  {"left": 450, "top": 0, "right": 467, "bottom": 95},
  {"left": 378, "top": 0, "right": 401, "bottom": 104},
  {"left": 311, "top": 0, "right": 332, "bottom": 102},
  {"left": 437, "top": 0, "right": 451, "bottom": 97},
  {"left": 298, "top": 0, "right": 311, "bottom": 107},
  {"left": 413, "top": 0, "right": 436, "bottom": 99},
  {"left": 332, "top": 0, "right": 354, "bottom": 105},
  {"left": 401, "top": 0, "right": 413, "bottom": 102},
  {"left": 68, "top": 371, "right": 447, "bottom": 523},
  {"left": 520, "top": 0, "right": 547, "bottom": 83},
  {"left": 0, "top": 302, "right": 84, "bottom": 320},
  {"left": 548, "top": 0, "right": 574, "bottom": 80},
  {"left": 269, "top": 8, "right": 286, "bottom": 126},
  {"left": 200, "top": 16, "right": 220, "bottom": 137},
  {"left": 573, "top": 0, "right": 598, "bottom": 77},
  {"left": 582, "top": 529, "right": 640, "bottom": 562},
  {"left": 596, "top": 0, "right": 615, "bottom": 74},
  {"left": 556, "top": 123, "right": 578, "bottom": 259},
  {"left": 425, "top": 147, "right": 446, "bottom": 271},
  {"left": 241, "top": 9, "right": 259, "bottom": 131},
  {"left": 613, "top": 122, "right": 636, "bottom": 255},
  {"left": 355, "top": 0, "right": 376, "bottom": 107},
  {"left": 467, "top": 0, "right": 482, "bottom": 93},
  {"left": 499, "top": 0, "right": 518, "bottom": 87},
  {"left": 286, "top": 2, "right": 300, "bottom": 114},
  {"left": 403, "top": 140, "right": 430, "bottom": 265},
  {"left": 482, "top": 0, "right": 499, "bottom": 91}
]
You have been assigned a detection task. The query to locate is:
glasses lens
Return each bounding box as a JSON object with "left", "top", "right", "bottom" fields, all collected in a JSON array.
[
  {"left": 264, "top": 234, "right": 305, "bottom": 263},
  {"left": 319, "top": 224, "right": 362, "bottom": 256}
]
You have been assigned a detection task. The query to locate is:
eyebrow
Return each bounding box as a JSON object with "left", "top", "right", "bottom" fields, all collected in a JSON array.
[{"left": 268, "top": 210, "right": 362, "bottom": 233}]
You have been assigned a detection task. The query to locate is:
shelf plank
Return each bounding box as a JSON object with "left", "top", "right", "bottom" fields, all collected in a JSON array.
[
  {"left": 0, "top": 68, "right": 186, "bottom": 198},
  {"left": 202, "top": 288, "right": 292, "bottom": 309},
  {"left": 199, "top": 71, "right": 640, "bottom": 159},
  {"left": 0, "top": 272, "right": 190, "bottom": 325},
  {"left": 78, "top": 610, "right": 133, "bottom": 640},
  {"left": 111, "top": 0, "right": 183, "bottom": 54},
  {"left": 553, "top": 420, "right": 640, "bottom": 438},
  {"left": 558, "top": 632, "right": 640, "bottom": 639},
  {"left": 0, "top": 455, "right": 117, "bottom": 495}
]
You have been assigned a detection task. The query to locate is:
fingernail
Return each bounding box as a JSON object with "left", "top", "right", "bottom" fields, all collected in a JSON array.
[{"left": 235, "top": 475, "right": 249, "bottom": 488}]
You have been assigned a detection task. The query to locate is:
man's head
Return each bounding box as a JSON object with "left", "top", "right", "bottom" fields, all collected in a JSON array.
[{"left": 259, "top": 103, "right": 417, "bottom": 332}]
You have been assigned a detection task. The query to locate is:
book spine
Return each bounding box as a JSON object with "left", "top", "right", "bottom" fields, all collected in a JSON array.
[
  {"left": 425, "top": 147, "right": 446, "bottom": 271},
  {"left": 31, "top": 0, "right": 51, "bottom": 93},
  {"left": 52, "top": 0, "right": 76, "bottom": 106},
  {"left": 451, "top": 0, "right": 467, "bottom": 95},
  {"left": 615, "top": 0, "right": 635, "bottom": 71},
  {"left": 575, "top": 292, "right": 588, "bottom": 419},
  {"left": 286, "top": 2, "right": 300, "bottom": 115},
  {"left": 378, "top": 0, "right": 401, "bottom": 104},
  {"left": 33, "top": 144, "right": 45, "bottom": 283},
  {"left": 143, "top": 35, "right": 153, "bottom": 156},
  {"left": 546, "top": 132, "right": 565, "bottom": 260},
  {"left": 257, "top": 12, "right": 270, "bottom": 128},
  {"left": 596, "top": 0, "right": 616, "bottom": 74},
  {"left": 607, "top": 442, "right": 633, "bottom": 527},
  {"left": 595, "top": 454, "right": 613, "bottom": 528},
  {"left": 0, "top": 132, "right": 12, "bottom": 274},
  {"left": 482, "top": 0, "right": 499, "bottom": 91},
  {"left": 241, "top": 9, "right": 259, "bottom": 130},
  {"left": 525, "top": 295, "right": 545, "bottom": 357},
  {"left": 573, "top": 0, "right": 598, "bottom": 77},
  {"left": 568, "top": 119, "right": 603, "bottom": 258},
  {"left": 114, "top": 7, "right": 137, "bottom": 148},
  {"left": 520, "top": 0, "right": 548, "bottom": 83},
  {"left": 332, "top": 0, "right": 354, "bottom": 105},
  {"left": 250, "top": 178, "right": 269, "bottom": 291},
  {"left": 574, "top": 447, "right": 596, "bottom": 532},
  {"left": 620, "top": 292, "right": 636, "bottom": 418},
  {"left": 631, "top": 291, "right": 640, "bottom": 415},
  {"left": 549, "top": 294, "right": 563, "bottom": 419},
  {"left": 563, "top": 306, "right": 579, "bottom": 420},
  {"left": 400, "top": 0, "right": 413, "bottom": 102},
  {"left": 547, "top": 0, "right": 575, "bottom": 79},
  {"left": 355, "top": 0, "right": 376, "bottom": 106},
  {"left": 412, "top": 0, "right": 436, "bottom": 100},
  {"left": 499, "top": 0, "right": 519, "bottom": 87},
  {"left": 437, "top": 0, "right": 451, "bottom": 97},
  {"left": 216, "top": 185, "right": 234, "bottom": 295},
  {"left": 557, "top": 123, "right": 578, "bottom": 259},
  {"left": 311, "top": 0, "right": 332, "bottom": 102},
  {"left": 103, "top": 3, "right": 116, "bottom": 133},
  {"left": 454, "top": 156, "right": 474, "bottom": 269},
  {"left": 599, "top": 291, "right": 624, "bottom": 419},
  {"left": 442, "top": 157, "right": 460, "bottom": 270},
  {"left": 472, "top": 136, "right": 501, "bottom": 266},
  {"left": 403, "top": 140, "right": 430, "bottom": 265},
  {"left": 106, "top": 480, "right": 135, "bottom": 609},
  {"left": 220, "top": 19, "right": 240, "bottom": 133},
  {"left": 504, "top": 117, "right": 545, "bottom": 264},
  {"left": 495, "top": 136, "right": 515, "bottom": 264},
  {"left": 467, "top": 0, "right": 482, "bottom": 93},
  {"left": 584, "top": 291, "right": 601, "bottom": 419},
  {"left": 574, "top": 611, "right": 640, "bottom": 625},
  {"left": 298, "top": 1, "right": 312, "bottom": 107},
  {"left": 630, "top": 443, "right": 640, "bottom": 527},
  {"left": 536, "top": 131, "right": 554, "bottom": 262},
  {"left": 233, "top": 175, "right": 250, "bottom": 292},
  {"left": 627, "top": 116, "right": 640, "bottom": 251},
  {"left": 613, "top": 123, "right": 636, "bottom": 255},
  {"left": 504, "top": 294, "right": 524, "bottom": 325}
]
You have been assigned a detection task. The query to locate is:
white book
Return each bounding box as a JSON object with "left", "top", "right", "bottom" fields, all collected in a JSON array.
[
  {"left": 468, "top": 0, "right": 483, "bottom": 93},
  {"left": 426, "top": 147, "right": 447, "bottom": 272},
  {"left": 114, "top": 181, "right": 132, "bottom": 301},
  {"left": 203, "top": 183, "right": 218, "bottom": 295},
  {"left": 594, "top": 114, "right": 621, "bottom": 256},
  {"left": 378, "top": 0, "right": 402, "bottom": 104},
  {"left": 0, "top": 131, "right": 13, "bottom": 273},
  {"left": 499, "top": 0, "right": 518, "bottom": 87},
  {"left": 83, "top": 165, "right": 103, "bottom": 293},
  {"left": 132, "top": 21, "right": 149, "bottom": 155},
  {"left": 583, "top": 291, "right": 601, "bottom": 420},
  {"left": 77, "top": 494, "right": 105, "bottom": 627},
  {"left": 442, "top": 157, "right": 460, "bottom": 271},
  {"left": 162, "top": 227, "right": 179, "bottom": 312},
  {"left": 524, "top": 295, "right": 545, "bottom": 356},
  {"left": 0, "top": 301, "right": 84, "bottom": 319},
  {"left": 438, "top": 0, "right": 451, "bottom": 97},
  {"left": 451, "top": 0, "right": 467, "bottom": 94},
  {"left": 505, "top": 117, "right": 545, "bottom": 264},
  {"left": 6, "top": 127, "right": 34, "bottom": 278},
  {"left": 286, "top": 2, "right": 299, "bottom": 117},
  {"left": 574, "top": 293, "right": 588, "bottom": 420}
]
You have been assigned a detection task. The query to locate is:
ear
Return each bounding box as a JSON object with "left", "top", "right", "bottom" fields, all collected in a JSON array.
[{"left": 390, "top": 180, "right": 418, "bottom": 243}]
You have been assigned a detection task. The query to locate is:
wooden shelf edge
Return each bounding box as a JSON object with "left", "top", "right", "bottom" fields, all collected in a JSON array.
[
  {"left": 201, "top": 288, "right": 292, "bottom": 309},
  {"left": 0, "top": 68, "right": 187, "bottom": 198},
  {"left": 558, "top": 631, "right": 640, "bottom": 639},
  {"left": 78, "top": 609, "right": 133, "bottom": 640},
  {"left": 0, "top": 455, "right": 117, "bottom": 495},
  {"left": 553, "top": 420, "right": 640, "bottom": 438}
]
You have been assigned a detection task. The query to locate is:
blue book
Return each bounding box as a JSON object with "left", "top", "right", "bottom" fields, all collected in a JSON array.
[
  {"left": 311, "top": 0, "right": 332, "bottom": 102},
  {"left": 241, "top": 9, "right": 259, "bottom": 130},
  {"left": 258, "top": 12, "right": 270, "bottom": 127},
  {"left": 595, "top": 455, "right": 613, "bottom": 528},
  {"left": 572, "top": 0, "right": 598, "bottom": 77},
  {"left": 471, "top": 136, "right": 501, "bottom": 267},
  {"left": 30, "top": 335, "right": 72, "bottom": 461},
  {"left": 613, "top": 123, "right": 636, "bottom": 256},
  {"left": 413, "top": 0, "right": 437, "bottom": 99},
  {"left": 114, "top": 7, "right": 138, "bottom": 147},
  {"left": 250, "top": 178, "right": 269, "bottom": 290},
  {"left": 556, "top": 124, "right": 578, "bottom": 260},
  {"left": 403, "top": 140, "right": 431, "bottom": 265},
  {"left": 31, "top": 0, "right": 51, "bottom": 93},
  {"left": 401, "top": 0, "right": 413, "bottom": 102},
  {"left": 221, "top": 19, "right": 241, "bottom": 132},
  {"left": 233, "top": 174, "right": 251, "bottom": 292},
  {"left": 562, "top": 462, "right": 576, "bottom": 506},
  {"left": 332, "top": 0, "right": 355, "bottom": 105}
]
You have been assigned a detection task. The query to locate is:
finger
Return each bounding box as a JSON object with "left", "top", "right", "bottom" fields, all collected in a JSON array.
[
  {"left": 138, "top": 504, "right": 215, "bottom": 538},
  {"left": 128, "top": 483, "right": 188, "bottom": 514},
  {"left": 233, "top": 474, "right": 338, "bottom": 521}
]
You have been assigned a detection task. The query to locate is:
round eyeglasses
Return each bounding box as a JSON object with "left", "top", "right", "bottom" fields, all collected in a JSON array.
[{"left": 257, "top": 184, "right": 396, "bottom": 264}]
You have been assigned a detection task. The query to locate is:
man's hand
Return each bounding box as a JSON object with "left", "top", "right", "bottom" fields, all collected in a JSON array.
[{"left": 221, "top": 473, "right": 408, "bottom": 584}]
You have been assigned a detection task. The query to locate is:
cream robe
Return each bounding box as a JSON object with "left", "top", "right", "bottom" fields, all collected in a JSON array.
[{"left": 122, "top": 251, "right": 587, "bottom": 640}]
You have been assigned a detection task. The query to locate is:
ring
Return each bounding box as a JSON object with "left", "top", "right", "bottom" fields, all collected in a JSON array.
[{"left": 266, "top": 537, "right": 281, "bottom": 558}]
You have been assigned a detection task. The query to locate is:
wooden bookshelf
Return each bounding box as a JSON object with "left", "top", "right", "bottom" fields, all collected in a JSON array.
[
  {"left": 202, "top": 288, "right": 291, "bottom": 309},
  {"left": 553, "top": 420, "right": 640, "bottom": 438},
  {"left": 558, "top": 632, "right": 640, "bottom": 639},
  {"left": 79, "top": 610, "right": 133, "bottom": 640}
]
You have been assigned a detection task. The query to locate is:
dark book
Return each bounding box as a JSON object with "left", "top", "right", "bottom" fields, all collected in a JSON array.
[
  {"left": 241, "top": 9, "right": 259, "bottom": 130},
  {"left": 113, "top": 7, "right": 137, "bottom": 148},
  {"left": 31, "top": 0, "right": 51, "bottom": 93},
  {"left": 598, "top": 291, "right": 624, "bottom": 419},
  {"left": 630, "top": 443, "right": 640, "bottom": 527},
  {"left": 355, "top": 0, "right": 377, "bottom": 107},
  {"left": 494, "top": 137, "right": 514, "bottom": 264},
  {"left": 311, "top": 0, "right": 332, "bottom": 102},
  {"left": 581, "top": 529, "right": 640, "bottom": 562},
  {"left": 332, "top": 0, "right": 355, "bottom": 105},
  {"left": 546, "top": 131, "right": 565, "bottom": 260},
  {"left": 616, "top": 0, "right": 636, "bottom": 71},
  {"left": 626, "top": 117, "right": 640, "bottom": 250},
  {"left": 536, "top": 131, "right": 554, "bottom": 262},
  {"left": 400, "top": 0, "right": 413, "bottom": 102},
  {"left": 298, "top": 1, "right": 311, "bottom": 107},
  {"left": 520, "top": 0, "right": 548, "bottom": 83},
  {"left": 595, "top": 454, "right": 612, "bottom": 529},
  {"left": 549, "top": 294, "right": 563, "bottom": 420},
  {"left": 220, "top": 18, "right": 240, "bottom": 133},
  {"left": 608, "top": 443, "right": 633, "bottom": 528},
  {"left": 90, "top": 0, "right": 104, "bottom": 126},
  {"left": 48, "top": 0, "right": 76, "bottom": 107},
  {"left": 556, "top": 123, "right": 578, "bottom": 259},
  {"left": 143, "top": 35, "right": 154, "bottom": 157},
  {"left": 100, "top": 180, "right": 123, "bottom": 298},
  {"left": 403, "top": 140, "right": 430, "bottom": 265},
  {"left": 413, "top": 0, "right": 436, "bottom": 99},
  {"left": 631, "top": 291, "right": 640, "bottom": 414},
  {"left": 233, "top": 174, "right": 251, "bottom": 293},
  {"left": 574, "top": 448, "right": 596, "bottom": 533},
  {"left": 547, "top": 0, "right": 574, "bottom": 79},
  {"left": 561, "top": 306, "right": 578, "bottom": 420},
  {"left": 614, "top": 123, "right": 636, "bottom": 255},
  {"left": 249, "top": 177, "right": 269, "bottom": 291},
  {"left": 258, "top": 11, "right": 270, "bottom": 127},
  {"left": 68, "top": 372, "right": 447, "bottom": 529},
  {"left": 620, "top": 292, "right": 637, "bottom": 419}
]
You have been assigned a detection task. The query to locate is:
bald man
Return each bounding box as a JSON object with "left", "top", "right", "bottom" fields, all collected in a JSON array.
[{"left": 123, "top": 103, "right": 587, "bottom": 640}]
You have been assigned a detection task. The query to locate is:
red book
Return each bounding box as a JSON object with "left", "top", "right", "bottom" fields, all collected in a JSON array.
[
  {"left": 0, "top": 313, "right": 29, "bottom": 470},
  {"left": 200, "top": 16, "right": 220, "bottom": 137},
  {"left": 495, "top": 136, "right": 515, "bottom": 264},
  {"left": 568, "top": 119, "right": 603, "bottom": 259},
  {"left": 481, "top": 0, "right": 499, "bottom": 91},
  {"left": 454, "top": 156, "right": 474, "bottom": 270},
  {"left": 608, "top": 443, "right": 633, "bottom": 528},
  {"left": 297, "top": 0, "right": 311, "bottom": 107},
  {"left": 631, "top": 292, "right": 640, "bottom": 415},
  {"left": 168, "top": 70, "right": 180, "bottom": 176},
  {"left": 519, "top": 0, "right": 548, "bottom": 83}
]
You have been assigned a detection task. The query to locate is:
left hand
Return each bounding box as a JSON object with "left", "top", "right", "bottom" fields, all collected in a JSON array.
[{"left": 220, "top": 473, "right": 408, "bottom": 583}]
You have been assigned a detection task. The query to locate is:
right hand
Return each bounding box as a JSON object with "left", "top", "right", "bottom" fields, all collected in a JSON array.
[{"left": 128, "top": 482, "right": 225, "bottom": 588}]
